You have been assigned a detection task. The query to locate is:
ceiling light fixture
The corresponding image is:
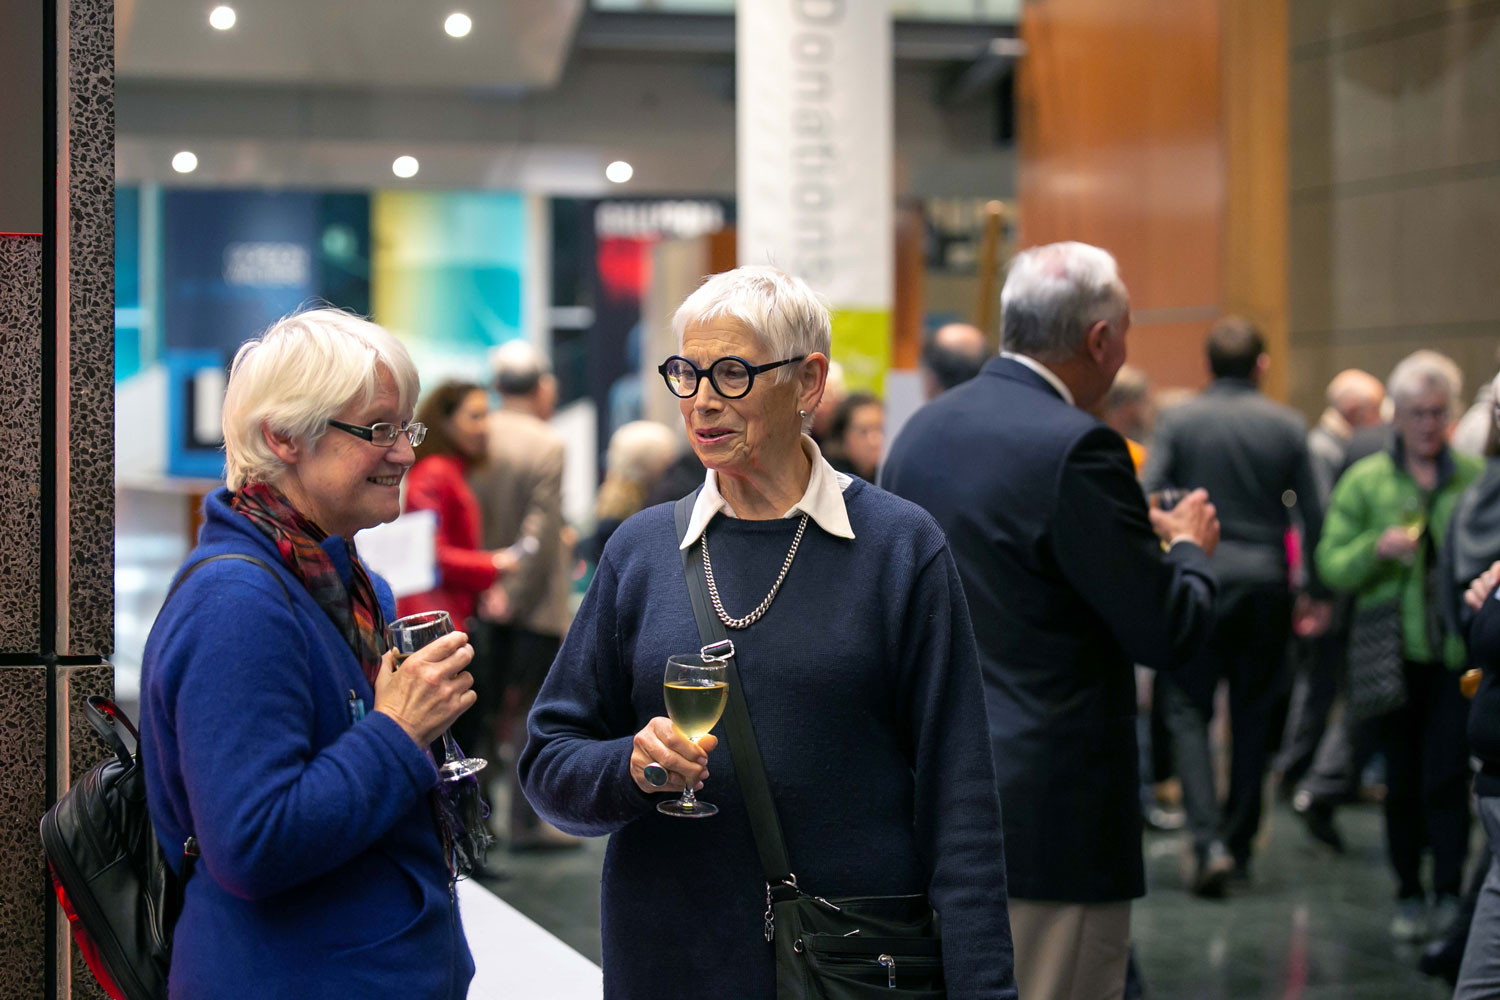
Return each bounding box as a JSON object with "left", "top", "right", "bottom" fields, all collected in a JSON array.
[
  {"left": 209, "top": 5, "right": 237, "bottom": 30},
  {"left": 171, "top": 151, "right": 199, "bottom": 174},
  {"left": 392, "top": 156, "right": 420, "bottom": 179},
  {"left": 605, "top": 160, "right": 634, "bottom": 184},
  {"left": 444, "top": 12, "right": 473, "bottom": 38}
]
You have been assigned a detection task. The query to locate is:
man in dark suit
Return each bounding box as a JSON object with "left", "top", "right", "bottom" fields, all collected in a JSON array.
[
  {"left": 883, "top": 241, "right": 1219, "bottom": 1000},
  {"left": 1142, "top": 318, "right": 1330, "bottom": 893}
]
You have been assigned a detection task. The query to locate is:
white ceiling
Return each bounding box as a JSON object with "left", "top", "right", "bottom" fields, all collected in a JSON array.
[{"left": 116, "top": 0, "right": 586, "bottom": 91}]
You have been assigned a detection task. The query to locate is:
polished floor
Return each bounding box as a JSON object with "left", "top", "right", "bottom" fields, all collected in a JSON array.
[{"left": 479, "top": 798, "right": 1464, "bottom": 998}]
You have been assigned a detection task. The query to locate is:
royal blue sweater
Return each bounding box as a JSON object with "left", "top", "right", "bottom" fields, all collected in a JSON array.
[
  {"left": 140, "top": 488, "right": 474, "bottom": 999},
  {"left": 520, "top": 479, "right": 1016, "bottom": 998}
]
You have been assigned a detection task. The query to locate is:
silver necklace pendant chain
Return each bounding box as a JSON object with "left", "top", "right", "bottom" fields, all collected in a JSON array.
[{"left": 701, "top": 513, "right": 810, "bottom": 630}]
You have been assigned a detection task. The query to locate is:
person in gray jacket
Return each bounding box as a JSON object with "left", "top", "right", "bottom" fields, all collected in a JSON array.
[{"left": 1142, "top": 316, "right": 1330, "bottom": 894}]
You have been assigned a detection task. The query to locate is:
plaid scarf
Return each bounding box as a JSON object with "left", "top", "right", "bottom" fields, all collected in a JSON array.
[{"left": 232, "top": 482, "right": 387, "bottom": 686}]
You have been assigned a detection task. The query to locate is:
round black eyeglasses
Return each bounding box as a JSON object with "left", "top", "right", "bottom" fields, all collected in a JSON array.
[
  {"left": 658, "top": 355, "right": 805, "bottom": 400},
  {"left": 326, "top": 419, "right": 427, "bottom": 448}
]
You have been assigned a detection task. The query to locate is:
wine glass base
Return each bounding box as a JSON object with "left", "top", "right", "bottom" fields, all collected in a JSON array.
[
  {"left": 657, "top": 799, "right": 718, "bottom": 818},
  {"left": 439, "top": 757, "right": 488, "bottom": 782}
]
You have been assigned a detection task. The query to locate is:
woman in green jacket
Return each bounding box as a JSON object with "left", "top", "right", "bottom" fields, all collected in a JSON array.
[{"left": 1317, "top": 349, "right": 1481, "bottom": 944}]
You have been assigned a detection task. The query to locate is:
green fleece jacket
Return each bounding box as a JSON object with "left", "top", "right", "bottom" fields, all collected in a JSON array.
[{"left": 1316, "top": 443, "right": 1481, "bottom": 668}]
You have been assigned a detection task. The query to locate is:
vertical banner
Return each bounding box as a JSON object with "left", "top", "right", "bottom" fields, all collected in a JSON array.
[{"left": 737, "top": 0, "right": 893, "bottom": 393}]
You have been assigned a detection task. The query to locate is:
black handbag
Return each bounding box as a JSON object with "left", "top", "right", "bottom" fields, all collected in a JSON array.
[
  {"left": 673, "top": 495, "right": 946, "bottom": 998},
  {"left": 1347, "top": 598, "right": 1405, "bottom": 721}
]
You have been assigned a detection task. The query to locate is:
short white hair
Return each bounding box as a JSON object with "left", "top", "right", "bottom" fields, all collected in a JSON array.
[
  {"left": 606, "top": 420, "right": 682, "bottom": 483},
  {"left": 222, "top": 308, "right": 420, "bottom": 491},
  {"left": 490, "top": 339, "right": 551, "bottom": 396},
  {"left": 671, "top": 266, "right": 832, "bottom": 382},
  {"left": 1388, "top": 349, "right": 1462, "bottom": 413},
  {"left": 1000, "top": 241, "right": 1129, "bottom": 363}
]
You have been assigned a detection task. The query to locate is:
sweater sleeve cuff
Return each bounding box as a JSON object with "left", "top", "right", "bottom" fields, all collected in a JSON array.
[{"left": 366, "top": 711, "right": 440, "bottom": 793}]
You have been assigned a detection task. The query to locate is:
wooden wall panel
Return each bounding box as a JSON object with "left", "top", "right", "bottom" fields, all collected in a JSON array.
[{"left": 1018, "top": 0, "right": 1290, "bottom": 403}]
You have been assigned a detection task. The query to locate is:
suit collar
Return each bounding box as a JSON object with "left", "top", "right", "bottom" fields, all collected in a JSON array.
[{"left": 988, "top": 354, "right": 1073, "bottom": 406}]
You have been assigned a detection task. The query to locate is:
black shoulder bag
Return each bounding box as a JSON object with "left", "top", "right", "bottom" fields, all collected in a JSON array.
[{"left": 673, "top": 495, "right": 946, "bottom": 998}]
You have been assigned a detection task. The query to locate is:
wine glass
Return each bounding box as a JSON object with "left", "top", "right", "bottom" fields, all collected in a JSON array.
[
  {"left": 657, "top": 653, "right": 728, "bottom": 819},
  {"left": 385, "top": 610, "right": 487, "bottom": 781}
]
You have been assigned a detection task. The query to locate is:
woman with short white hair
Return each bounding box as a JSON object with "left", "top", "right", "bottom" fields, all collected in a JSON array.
[
  {"left": 140, "top": 308, "right": 478, "bottom": 998},
  {"left": 522, "top": 266, "right": 1015, "bottom": 997},
  {"left": 1318, "top": 347, "right": 1481, "bottom": 944}
]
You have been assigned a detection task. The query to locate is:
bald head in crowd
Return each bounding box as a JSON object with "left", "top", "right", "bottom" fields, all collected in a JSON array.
[
  {"left": 1326, "top": 369, "right": 1385, "bottom": 430},
  {"left": 922, "top": 322, "right": 992, "bottom": 399}
]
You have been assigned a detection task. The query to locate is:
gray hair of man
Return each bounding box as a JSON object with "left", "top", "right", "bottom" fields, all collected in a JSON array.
[
  {"left": 671, "top": 265, "right": 833, "bottom": 382},
  {"left": 1000, "top": 242, "right": 1129, "bottom": 363},
  {"left": 222, "top": 308, "right": 420, "bottom": 492},
  {"left": 491, "top": 339, "right": 552, "bottom": 396},
  {"left": 606, "top": 420, "right": 682, "bottom": 483},
  {"left": 1387, "top": 349, "right": 1463, "bottom": 416}
]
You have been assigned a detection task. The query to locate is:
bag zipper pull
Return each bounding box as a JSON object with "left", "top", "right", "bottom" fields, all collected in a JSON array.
[{"left": 878, "top": 954, "right": 896, "bottom": 988}]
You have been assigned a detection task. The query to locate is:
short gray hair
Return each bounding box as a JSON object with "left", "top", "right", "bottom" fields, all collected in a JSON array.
[
  {"left": 1388, "top": 349, "right": 1462, "bottom": 413},
  {"left": 222, "top": 308, "right": 420, "bottom": 491},
  {"left": 606, "top": 420, "right": 682, "bottom": 482},
  {"left": 1000, "top": 242, "right": 1129, "bottom": 363},
  {"left": 672, "top": 265, "right": 832, "bottom": 381},
  {"left": 491, "top": 339, "right": 551, "bottom": 396}
]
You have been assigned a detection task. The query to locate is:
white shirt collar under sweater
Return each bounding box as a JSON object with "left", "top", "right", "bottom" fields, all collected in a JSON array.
[
  {"left": 679, "top": 434, "right": 855, "bottom": 549},
  {"left": 1001, "top": 351, "right": 1075, "bottom": 407}
]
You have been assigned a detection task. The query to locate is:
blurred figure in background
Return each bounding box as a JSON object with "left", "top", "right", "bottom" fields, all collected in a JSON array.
[
  {"left": 1098, "top": 365, "right": 1153, "bottom": 474},
  {"left": 824, "top": 391, "right": 885, "bottom": 481},
  {"left": 398, "top": 380, "right": 519, "bottom": 628},
  {"left": 921, "top": 321, "right": 991, "bottom": 400},
  {"left": 1279, "top": 369, "right": 1386, "bottom": 844},
  {"left": 1452, "top": 345, "right": 1500, "bottom": 457},
  {"left": 468, "top": 341, "right": 577, "bottom": 851},
  {"left": 1143, "top": 316, "right": 1329, "bottom": 896},
  {"left": 1317, "top": 349, "right": 1479, "bottom": 943},
  {"left": 584, "top": 419, "right": 682, "bottom": 564}
]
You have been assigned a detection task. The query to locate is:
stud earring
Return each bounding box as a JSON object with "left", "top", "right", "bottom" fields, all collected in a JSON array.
[{"left": 798, "top": 409, "right": 808, "bottom": 419}]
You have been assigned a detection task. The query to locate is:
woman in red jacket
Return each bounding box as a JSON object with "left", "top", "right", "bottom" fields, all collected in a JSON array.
[{"left": 398, "top": 380, "right": 517, "bottom": 625}]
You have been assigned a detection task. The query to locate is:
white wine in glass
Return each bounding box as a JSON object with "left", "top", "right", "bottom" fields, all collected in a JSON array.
[{"left": 657, "top": 653, "right": 728, "bottom": 819}]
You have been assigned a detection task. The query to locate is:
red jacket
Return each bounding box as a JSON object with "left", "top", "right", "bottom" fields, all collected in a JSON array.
[{"left": 396, "top": 454, "right": 497, "bottom": 626}]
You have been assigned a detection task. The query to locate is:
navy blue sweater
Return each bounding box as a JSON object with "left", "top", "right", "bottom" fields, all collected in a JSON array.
[
  {"left": 140, "top": 488, "right": 473, "bottom": 999},
  {"left": 520, "top": 479, "right": 1016, "bottom": 998}
]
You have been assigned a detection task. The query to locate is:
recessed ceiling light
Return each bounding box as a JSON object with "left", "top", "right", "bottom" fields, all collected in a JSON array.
[
  {"left": 209, "top": 5, "right": 236, "bottom": 30},
  {"left": 605, "top": 160, "right": 634, "bottom": 184},
  {"left": 392, "top": 156, "right": 420, "bottom": 179},
  {"left": 444, "top": 12, "right": 472, "bottom": 38},
  {"left": 171, "top": 151, "right": 199, "bottom": 174}
]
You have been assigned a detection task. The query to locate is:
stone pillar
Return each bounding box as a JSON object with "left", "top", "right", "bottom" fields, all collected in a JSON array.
[{"left": 0, "top": 0, "right": 115, "bottom": 996}]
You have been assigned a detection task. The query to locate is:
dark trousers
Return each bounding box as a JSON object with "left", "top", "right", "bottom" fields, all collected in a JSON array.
[
  {"left": 468, "top": 620, "right": 558, "bottom": 839},
  {"left": 1162, "top": 582, "right": 1293, "bottom": 861},
  {"left": 1276, "top": 627, "right": 1346, "bottom": 789},
  {"left": 1378, "top": 661, "right": 1471, "bottom": 901}
]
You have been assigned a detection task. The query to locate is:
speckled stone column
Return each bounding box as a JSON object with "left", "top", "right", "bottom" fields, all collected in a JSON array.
[{"left": 0, "top": 0, "right": 114, "bottom": 996}]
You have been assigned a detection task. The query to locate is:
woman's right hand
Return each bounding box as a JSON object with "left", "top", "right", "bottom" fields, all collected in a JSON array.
[
  {"left": 630, "top": 717, "right": 717, "bottom": 795},
  {"left": 1466, "top": 561, "right": 1500, "bottom": 612},
  {"left": 1376, "top": 525, "right": 1420, "bottom": 561},
  {"left": 372, "top": 631, "right": 477, "bottom": 747}
]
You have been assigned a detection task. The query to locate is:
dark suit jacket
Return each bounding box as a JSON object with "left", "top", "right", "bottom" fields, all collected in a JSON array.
[
  {"left": 881, "top": 356, "right": 1216, "bottom": 903},
  {"left": 1143, "top": 378, "right": 1325, "bottom": 591}
]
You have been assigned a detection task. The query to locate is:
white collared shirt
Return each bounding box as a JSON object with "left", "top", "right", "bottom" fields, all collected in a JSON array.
[
  {"left": 1000, "top": 351, "right": 1075, "bottom": 407},
  {"left": 679, "top": 435, "right": 856, "bottom": 549}
]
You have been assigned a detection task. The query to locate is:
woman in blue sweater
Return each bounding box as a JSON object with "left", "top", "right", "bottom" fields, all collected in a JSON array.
[
  {"left": 140, "top": 309, "right": 478, "bottom": 998},
  {"left": 521, "top": 266, "right": 1016, "bottom": 998}
]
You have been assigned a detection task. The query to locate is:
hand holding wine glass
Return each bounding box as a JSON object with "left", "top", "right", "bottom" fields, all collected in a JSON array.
[
  {"left": 655, "top": 654, "right": 728, "bottom": 818},
  {"left": 630, "top": 717, "right": 717, "bottom": 795},
  {"left": 373, "top": 626, "right": 477, "bottom": 747},
  {"left": 384, "top": 611, "right": 486, "bottom": 780}
]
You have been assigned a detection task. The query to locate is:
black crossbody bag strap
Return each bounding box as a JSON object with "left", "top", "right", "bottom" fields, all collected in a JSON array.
[{"left": 673, "top": 493, "right": 794, "bottom": 885}]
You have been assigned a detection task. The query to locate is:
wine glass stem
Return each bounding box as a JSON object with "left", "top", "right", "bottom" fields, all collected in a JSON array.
[
  {"left": 441, "top": 729, "right": 463, "bottom": 764},
  {"left": 679, "top": 737, "right": 700, "bottom": 809}
]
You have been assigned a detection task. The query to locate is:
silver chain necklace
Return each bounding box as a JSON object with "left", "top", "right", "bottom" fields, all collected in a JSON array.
[{"left": 701, "top": 513, "right": 810, "bottom": 629}]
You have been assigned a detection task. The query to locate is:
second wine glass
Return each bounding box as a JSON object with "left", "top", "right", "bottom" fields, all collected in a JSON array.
[
  {"left": 385, "top": 610, "right": 487, "bottom": 781},
  {"left": 657, "top": 653, "right": 728, "bottom": 819}
]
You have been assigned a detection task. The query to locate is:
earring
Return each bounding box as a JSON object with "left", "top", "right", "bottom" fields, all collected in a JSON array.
[{"left": 798, "top": 409, "right": 808, "bottom": 419}]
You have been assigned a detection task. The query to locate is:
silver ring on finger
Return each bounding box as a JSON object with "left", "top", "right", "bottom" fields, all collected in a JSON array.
[{"left": 643, "top": 762, "right": 669, "bottom": 787}]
